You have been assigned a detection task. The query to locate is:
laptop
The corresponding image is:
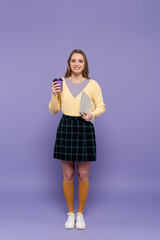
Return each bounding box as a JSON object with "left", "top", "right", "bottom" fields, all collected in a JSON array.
[{"left": 79, "top": 91, "right": 95, "bottom": 124}]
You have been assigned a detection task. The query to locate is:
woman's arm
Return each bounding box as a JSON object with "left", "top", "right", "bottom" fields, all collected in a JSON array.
[
  {"left": 90, "top": 81, "right": 106, "bottom": 120},
  {"left": 48, "top": 93, "right": 61, "bottom": 115}
]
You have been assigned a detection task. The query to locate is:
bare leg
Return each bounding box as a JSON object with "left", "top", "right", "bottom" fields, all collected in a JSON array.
[
  {"left": 60, "top": 160, "right": 75, "bottom": 181},
  {"left": 77, "top": 162, "right": 91, "bottom": 182}
]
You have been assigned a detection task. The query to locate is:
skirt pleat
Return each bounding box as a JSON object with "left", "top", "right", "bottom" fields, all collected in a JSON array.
[{"left": 53, "top": 114, "right": 96, "bottom": 162}]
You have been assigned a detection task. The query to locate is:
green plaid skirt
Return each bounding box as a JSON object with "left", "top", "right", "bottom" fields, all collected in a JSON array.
[{"left": 53, "top": 114, "right": 96, "bottom": 162}]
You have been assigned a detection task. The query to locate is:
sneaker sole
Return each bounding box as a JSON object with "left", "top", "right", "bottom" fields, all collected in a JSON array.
[
  {"left": 76, "top": 225, "right": 86, "bottom": 230},
  {"left": 65, "top": 226, "right": 75, "bottom": 229}
]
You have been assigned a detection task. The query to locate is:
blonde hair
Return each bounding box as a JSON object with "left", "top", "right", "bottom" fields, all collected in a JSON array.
[{"left": 64, "top": 49, "right": 90, "bottom": 79}]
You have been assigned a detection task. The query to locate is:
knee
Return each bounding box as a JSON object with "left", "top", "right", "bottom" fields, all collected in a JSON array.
[
  {"left": 63, "top": 170, "right": 75, "bottom": 182},
  {"left": 77, "top": 172, "right": 89, "bottom": 182}
]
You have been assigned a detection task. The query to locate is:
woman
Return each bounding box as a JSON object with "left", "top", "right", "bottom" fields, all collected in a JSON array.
[{"left": 48, "top": 49, "right": 106, "bottom": 229}]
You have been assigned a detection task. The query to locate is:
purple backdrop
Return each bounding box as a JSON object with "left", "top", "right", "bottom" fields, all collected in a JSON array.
[{"left": 0, "top": 0, "right": 160, "bottom": 239}]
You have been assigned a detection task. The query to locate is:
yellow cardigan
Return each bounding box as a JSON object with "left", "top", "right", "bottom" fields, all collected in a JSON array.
[{"left": 48, "top": 77, "right": 106, "bottom": 120}]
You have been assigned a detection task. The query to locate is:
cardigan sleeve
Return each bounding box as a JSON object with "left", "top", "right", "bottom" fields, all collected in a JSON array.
[
  {"left": 48, "top": 92, "right": 61, "bottom": 115},
  {"left": 90, "top": 81, "right": 106, "bottom": 120}
]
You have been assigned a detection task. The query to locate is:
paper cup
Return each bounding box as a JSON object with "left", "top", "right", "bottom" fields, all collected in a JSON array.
[{"left": 53, "top": 78, "right": 63, "bottom": 92}]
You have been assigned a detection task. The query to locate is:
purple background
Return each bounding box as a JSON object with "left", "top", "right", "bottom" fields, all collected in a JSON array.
[{"left": 0, "top": 0, "right": 160, "bottom": 239}]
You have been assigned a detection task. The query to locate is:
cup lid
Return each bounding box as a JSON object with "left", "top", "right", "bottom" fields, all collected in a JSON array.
[{"left": 53, "top": 78, "right": 63, "bottom": 82}]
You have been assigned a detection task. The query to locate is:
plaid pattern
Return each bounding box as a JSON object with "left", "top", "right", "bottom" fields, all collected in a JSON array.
[{"left": 53, "top": 114, "right": 96, "bottom": 162}]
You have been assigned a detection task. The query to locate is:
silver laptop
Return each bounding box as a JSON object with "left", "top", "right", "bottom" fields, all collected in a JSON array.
[{"left": 79, "top": 91, "right": 95, "bottom": 124}]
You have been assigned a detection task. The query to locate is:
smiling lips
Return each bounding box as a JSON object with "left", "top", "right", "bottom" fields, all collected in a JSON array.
[{"left": 74, "top": 67, "right": 80, "bottom": 69}]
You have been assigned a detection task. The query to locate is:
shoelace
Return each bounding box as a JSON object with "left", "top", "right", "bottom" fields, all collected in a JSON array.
[
  {"left": 77, "top": 213, "right": 84, "bottom": 222},
  {"left": 67, "top": 212, "right": 75, "bottom": 222}
]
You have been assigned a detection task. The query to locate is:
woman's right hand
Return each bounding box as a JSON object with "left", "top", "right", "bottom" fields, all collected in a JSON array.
[{"left": 52, "top": 82, "right": 61, "bottom": 96}]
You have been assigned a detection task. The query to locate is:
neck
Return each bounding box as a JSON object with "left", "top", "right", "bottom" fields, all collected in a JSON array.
[{"left": 69, "top": 73, "right": 85, "bottom": 83}]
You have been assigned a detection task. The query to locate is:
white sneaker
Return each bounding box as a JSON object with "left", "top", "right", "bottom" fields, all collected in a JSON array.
[
  {"left": 65, "top": 212, "right": 76, "bottom": 229},
  {"left": 76, "top": 212, "right": 86, "bottom": 229}
]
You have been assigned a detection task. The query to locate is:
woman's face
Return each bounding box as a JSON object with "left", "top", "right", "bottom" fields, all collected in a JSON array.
[{"left": 70, "top": 53, "right": 85, "bottom": 75}]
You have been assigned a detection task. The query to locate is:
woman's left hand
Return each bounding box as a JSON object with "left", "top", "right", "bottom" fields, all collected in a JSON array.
[{"left": 81, "top": 112, "right": 93, "bottom": 121}]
